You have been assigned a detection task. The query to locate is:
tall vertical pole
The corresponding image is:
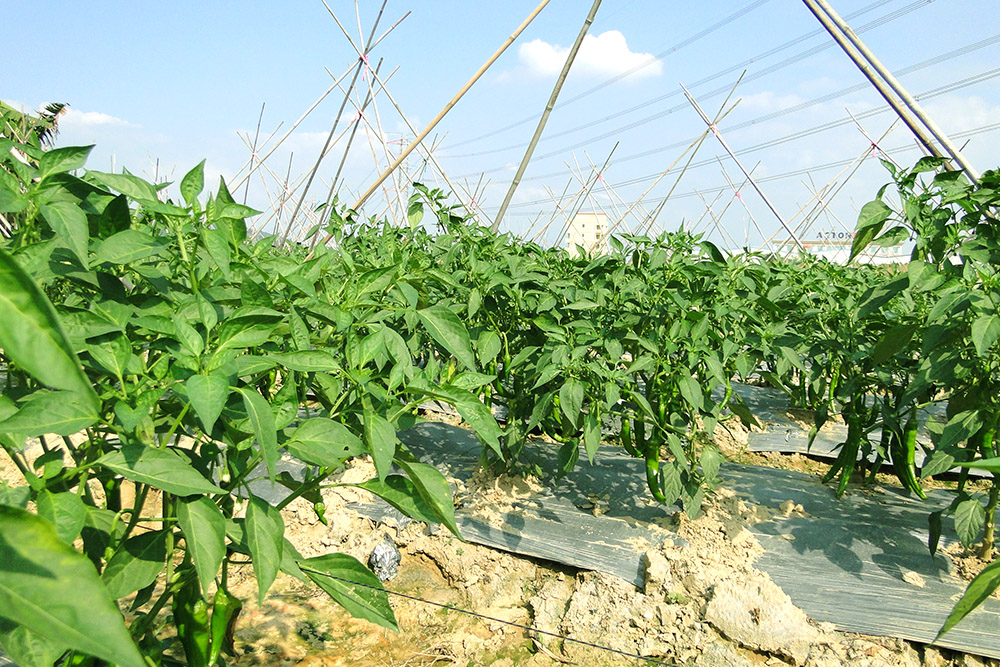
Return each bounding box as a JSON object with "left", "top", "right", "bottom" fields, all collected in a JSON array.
[
  {"left": 493, "top": 0, "right": 604, "bottom": 232},
  {"left": 802, "top": 0, "right": 980, "bottom": 183}
]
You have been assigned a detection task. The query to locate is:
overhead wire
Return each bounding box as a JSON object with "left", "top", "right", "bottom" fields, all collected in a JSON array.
[
  {"left": 443, "top": 0, "right": 777, "bottom": 150},
  {"left": 304, "top": 568, "right": 681, "bottom": 666},
  {"left": 442, "top": 0, "right": 920, "bottom": 157},
  {"left": 483, "top": 56, "right": 1000, "bottom": 205}
]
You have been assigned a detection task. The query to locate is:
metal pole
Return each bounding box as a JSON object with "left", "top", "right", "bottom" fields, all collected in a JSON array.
[
  {"left": 807, "top": 0, "right": 979, "bottom": 183},
  {"left": 493, "top": 0, "right": 604, "bottom": 232}
]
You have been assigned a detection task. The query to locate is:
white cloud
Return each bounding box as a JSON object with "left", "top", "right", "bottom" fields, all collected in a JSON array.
[
  {"left": 61, "top": 108, "right": 135, "bottom": 129},
  {"left": 511, "top": 30, "right": 662, "bottom": 82}
]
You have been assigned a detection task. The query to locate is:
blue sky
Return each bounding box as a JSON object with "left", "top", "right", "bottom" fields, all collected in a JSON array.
[{"left": 5, "top": 1, "right": 999, "bottom": 250}]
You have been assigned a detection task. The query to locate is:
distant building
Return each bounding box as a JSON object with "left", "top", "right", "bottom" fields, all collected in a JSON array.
[
  {"left": 774, "top": 230, "right": 909, "bottom": 264},
  {"left": 566, "top": 212, "right": 608, "bottom": 255}
]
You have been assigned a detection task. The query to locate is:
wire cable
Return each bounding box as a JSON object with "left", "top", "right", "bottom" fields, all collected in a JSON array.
[
  {"left": 442, "top": 0, "right": 922, "bottom": 156},
  {"left": 303, "top": 568, "right": 681, "bottom": 666},
  {"left": 444, "top": 0, "right": 776, "bottom": 150}
]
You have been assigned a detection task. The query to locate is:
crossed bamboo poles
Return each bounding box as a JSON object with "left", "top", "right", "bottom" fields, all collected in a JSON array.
[{"left": 226, "top": 0, "right": 974, "bottom": 263}]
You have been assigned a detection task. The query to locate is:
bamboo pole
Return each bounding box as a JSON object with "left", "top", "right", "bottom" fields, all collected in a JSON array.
[
  {"left": 804, "top": 0, "right": 980, "bottom": 183},
  {"left": 681, "top": 83, "right": 806, "bottom": 252},
  {"left": 282, "top": 0, "right": 389, "bottom": 245},
  {"left": 307, "top": 0, "right": 553, "bottom": 257},
  {"left": 553, "top": 143, "right": 617, "bottom": 249},
  {"left": 493, "top": 0, "right": 604, "bottom": 232}
]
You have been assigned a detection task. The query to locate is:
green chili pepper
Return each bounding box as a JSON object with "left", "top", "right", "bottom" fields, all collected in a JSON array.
[{"left": 174, "top": 577, "right": 211, "bottom": 667}]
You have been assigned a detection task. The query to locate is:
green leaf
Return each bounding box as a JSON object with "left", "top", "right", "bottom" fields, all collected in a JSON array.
[
  {"left": 93, "top": 229, "right": 167, "bottom": 265},
  {"left": 0, "top": 483, "right": 30, "bottom": 509},
  {"left": 245, "top": 495, "right": 284, "bottom": 605},
  {"left": 971, "top": 315, "right": 1000, "bottom": 358},
  {"left": 939, "top": 411, "right": 983, "bottom": 449},
  {"left": 181, "top": 160, "right": 206, "bottom": 206},
  {"left": 186, "top": 374, "right": 229, "bottom": 433},
  {"left": 177, "top": 496, "right": 226, "bottom": 596},
  {"left": 559, "top": 379, "right": 585, "bottom": 429},
  {"left": 397, "top": 459, "right": 461, "bottom": 539},
  {"left": 954, "top": 497, "right": 986, "bottom": 547},
  {"left": 700, "top": 446, "right": 723, "bottom": 481},
  {"left": 0, "top": 390, "right": 98, "bottom": 436},
  {"left": 413, "top": 382, "right": 503, "bottom": 456},
  {"left": 476, "top": 330, "right": 502, "bottom": 365},
  {"left": 201, "top": 227, "right": 232, "bottom": 279},
  {"left": 0, "top": 619, "right": 67, "bottom": 667},
  {"left": 267, "top": 350, "right": 342, "bottom": 372},
  {"left": 0, "top": 246, "right": 97, "bottom": 404},
  {"left": 467, "top": 287, "right": 482, "bottom": 318},
  {"left": 86, "top": 170, "right": 163, "bottom": 201},
  {"left": 101, "top": 529, "right": 169, "bottom": 600},
  {"left": 0, "top": 506, "right": 145, "bottom": 667},
  {"left": 363, "top": 410, "right": 397, "bottom": 481},
  {"left": 871, "top": 323, "right": 919, "bottom": 365},
  {"left": 417, "top": 306, "right": 477, "bottom": 370},
  {"left": 677, "top": 375, "right": 704, "bottom": 413},
  {"left": 36, "top": 491, "right": 87, "bottom": 545},
  {"left": 37, "top": 145, "right": 93, "bottom": 181},
  {"left": 356, "top": 475, "right": 441, "bottom": 525},
  {"left": 285, "top": 418, "right": 365, "bottom": 468},
  {"left": 583, "top": 411, "right": 601, "bottom": 464},
  {"left": 937, "top": 559, "right": 1000, "bottom": 640},
  {"left": 955, "top": 457, "right": 1000, "bottom": 472},
  {"left": 37, "top": 197, "right": 90, "bottom": 269},
  {"left": 238, "top": 387, "right": 278, "bottom": 483},
  {"left": 850, "top": 199, "right": 892, "bottom": 262},
  {"left": 301, "top": 554, "right": 398, "bottom": 631},
  {"left": 96, "top": 445, "right": 225, "bottom": 496}
]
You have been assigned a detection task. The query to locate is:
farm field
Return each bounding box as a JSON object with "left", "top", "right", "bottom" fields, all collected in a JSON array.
[{"left": 2, "top": 2, "right": 1000, "bottom": 663}]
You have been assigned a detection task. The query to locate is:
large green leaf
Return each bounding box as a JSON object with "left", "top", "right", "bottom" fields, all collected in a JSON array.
[
  {"left": 35, "top": 491, "right": 87, "bottom": 545},
  {"left": 0, "top": 390, "right": 98, "bottom": 436},
  {"left": 96, "top": 445, "right": 225, "bottom": 496},
  {"left": 186, "top": 373, "right": 230, "bottom": 433},
  {"left": 245, "top": 495, "right": 284, "bottom": 605},
  {"left": 37, "top": 145, "right": 94, "bottom": 181},
  {"left": 101, "top": 529, "right": 169, "bottom": 600},
  {"left": 181, "top": 160, "right": 206, "bottom": 206},
  {"left": 267, "top": 349, "right": 342, "bottom": 372},
  {"left": 0, "top": 506, "right": 144, "bottom": 667},
  {"left": 37, "top": 197, "right": 90, "bottom": 269},
  {"left": 301, "top": 553, "right": 398, "bottom": 631},
  {"left": 238, "top": 387, "right": 278, "bottom": 483},
  {"left": 849, "top": 199, "right": 892, "bottom": 262},
  {"left": 356, "top": 475, "right": 440, "bottom": 525},
  {"left": 937, "top": 559, "right": 1000, "bottom": 639},
  {"left": 363, "top": 410, "right": 397, "bottom": 481},
  {"left": 417, "top": 306, "right": 477, "bottom": 370},
  {"left": 559, "top": 378, "right": 584, "bottom": 429},
  {"left": 0, "top": 618, "right": 67, "bottom": 667},
  {"left": 971, "top": 315, "right": 1000, "bottom": 358},
  {"left": 954, "top": 497, "right": 986, "bottom": 547},
  {"left": 677, "top": 375, "right": 705, "bottom": 413},
  {"left": 0, "top": 246, "right": 97, "bottom": 404},
  {"left": 397, "top": 459, "right": 461, "bottom": 539},
  {"left": 93, "top": 229, "right": 167, "bottom": 265},
  {"left": 177, "top": 496, "right": 226, "bottom": 596},
  {"left": 284, "top": 418, "right": 364, "bottom": 468}
]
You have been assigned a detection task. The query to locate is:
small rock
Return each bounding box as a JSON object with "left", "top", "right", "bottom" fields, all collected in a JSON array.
[
  {"left": 368, "top": 535, "right": 402, "bottom": 582},
  {"left": 703, "top": 577, "right": 821, "bottom": 666},
  {"left": 642, "top": 549, "right": 672, "bottom": 597},
  {"left": 779, "top": 500, "right": 796, "bottom": 516},
  {"left": 903, "top": 570, "right": 926, "bottom": 588}
]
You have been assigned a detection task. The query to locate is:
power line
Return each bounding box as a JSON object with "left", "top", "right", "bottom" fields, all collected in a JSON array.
[
  {"left": 303, "top": 568, "right": 681, "bottom": 666},
  {"left": 489, "top": 61, "right": 1000, "bottom": 206},
  {"left": 443, "top": 0, "right": 776, "bottom": 150},
  {"left": 442, "top": 0, "right": 923, "bottom": 158},
  {"left": 491, "top": 120, "right": 1000, "bottom": 215}
]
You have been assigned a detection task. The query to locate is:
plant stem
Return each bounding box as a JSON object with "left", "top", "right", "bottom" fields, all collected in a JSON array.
[{"left": 979, "top": 484, "right": 1000, "bottom": 560}]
